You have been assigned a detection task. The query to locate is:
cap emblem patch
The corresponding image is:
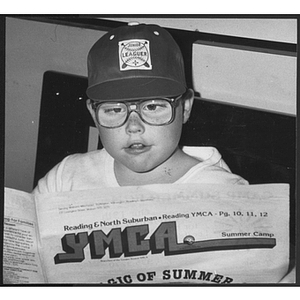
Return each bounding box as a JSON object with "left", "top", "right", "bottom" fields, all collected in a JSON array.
[{"left": 119, "top": 39, "right": 152, "bottom": 71}]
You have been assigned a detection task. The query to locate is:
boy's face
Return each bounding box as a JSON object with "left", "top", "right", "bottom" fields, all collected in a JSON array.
[{"left": 87, "top": 90, "right": 194, "bottom": 174}]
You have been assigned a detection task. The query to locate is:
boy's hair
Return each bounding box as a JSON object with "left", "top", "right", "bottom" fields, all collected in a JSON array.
[{"left": 86, "top": 23, "right": 187, "bottom": 102}]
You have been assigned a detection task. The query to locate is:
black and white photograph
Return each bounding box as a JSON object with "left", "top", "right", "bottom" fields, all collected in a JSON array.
[{"left": 2, "top": 14, "right": 298, "bottom": 289}]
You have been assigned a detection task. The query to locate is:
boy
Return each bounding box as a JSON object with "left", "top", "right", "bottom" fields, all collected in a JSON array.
[{"left": 33, "top": 22, "right": 248, "bottom": 194}]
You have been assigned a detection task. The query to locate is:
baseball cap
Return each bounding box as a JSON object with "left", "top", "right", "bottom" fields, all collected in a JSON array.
[{"left": 86, "top": 22, "right": 187, "bottom": 102}]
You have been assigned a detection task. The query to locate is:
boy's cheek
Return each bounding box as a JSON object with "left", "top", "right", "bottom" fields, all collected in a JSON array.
[{"left": 98, "top": 127, "right": 121, "bottom": 142}]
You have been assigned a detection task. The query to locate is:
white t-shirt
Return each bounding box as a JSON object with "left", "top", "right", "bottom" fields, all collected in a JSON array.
[{"left": 33, "top": 146, "right": 248, "bottom": 194}]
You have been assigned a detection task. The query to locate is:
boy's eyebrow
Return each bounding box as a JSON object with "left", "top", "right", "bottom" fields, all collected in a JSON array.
[{"left": 90, "top": 94, "right": 184, "bottom": 106}]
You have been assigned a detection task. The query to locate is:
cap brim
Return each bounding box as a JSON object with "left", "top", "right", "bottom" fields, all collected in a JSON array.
[{"left": 86, "top": 77, "right": 186, "bottom": 101}]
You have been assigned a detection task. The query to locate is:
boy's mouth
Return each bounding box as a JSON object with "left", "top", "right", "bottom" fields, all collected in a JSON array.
[
  {"left": 125, "top": 143, "right": 150, "bottom": 154},
  {"left": 129, "top": 143, "right": 145, "bottom": 149}
]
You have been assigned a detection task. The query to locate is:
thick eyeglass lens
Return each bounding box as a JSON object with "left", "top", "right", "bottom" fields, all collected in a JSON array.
[
  {"left": 98, "top": 103, "right": 127, "bottom": 127},
  {"left": 140, "top": 100, "right": 172, "bottom": 124},
  {"left": 97, "top": 99, "right": 173, "bottom": 127}
]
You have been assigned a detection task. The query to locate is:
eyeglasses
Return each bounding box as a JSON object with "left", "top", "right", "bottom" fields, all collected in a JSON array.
[{"left": 90, "top": 94, "right": 183, "bottom": 128}]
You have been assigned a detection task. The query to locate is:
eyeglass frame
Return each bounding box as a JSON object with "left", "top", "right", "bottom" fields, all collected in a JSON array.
[{"left": 90, "top": 93, "right": 185, "bottom": 128}]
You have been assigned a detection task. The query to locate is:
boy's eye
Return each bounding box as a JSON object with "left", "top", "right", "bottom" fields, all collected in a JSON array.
[
  {"left": 143, "top": 101, "right": 169, "bottom": 112},
  {"left": 106, "top": 108, "right": 122, "bottom": 113},
  {"left": 102, "top": 106, "right": 126, "bottom": 114},
  {"left": 144, "top": 104, "right": 159, "bottom": 111}
]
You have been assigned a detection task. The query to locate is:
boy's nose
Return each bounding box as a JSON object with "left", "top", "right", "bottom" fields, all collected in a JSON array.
[{"left": 125, "top": 112, "right": 145, "bottom": 134}]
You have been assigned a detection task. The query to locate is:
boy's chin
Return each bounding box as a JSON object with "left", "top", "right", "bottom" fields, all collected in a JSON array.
[
  {"left": 122, "top": 154, "right": 174, "bottom": 174},
  {"left": 124, "top": 159, "right": 164, "bottom": 174},
  {"left": 116, "top": 155, "right": 169, "bottom": 175},
  {"left": 127, "top": 164, "right": 157, "bottom": 174}
]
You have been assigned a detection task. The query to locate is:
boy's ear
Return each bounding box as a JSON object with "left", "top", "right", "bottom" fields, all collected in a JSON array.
[
  {"left": 182, "top": 89, "right": 194, "bottom": 124},
  {"left": 86, "top": 99, "right": 98, "bottom": 125}
]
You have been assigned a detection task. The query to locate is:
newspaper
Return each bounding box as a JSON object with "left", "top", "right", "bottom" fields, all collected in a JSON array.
[
  {"left": 3, "top": 183, "right": 291, "bottom": 284},
  {"left": 3, "top": 188, "right": 45, "bottom": 283}
]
